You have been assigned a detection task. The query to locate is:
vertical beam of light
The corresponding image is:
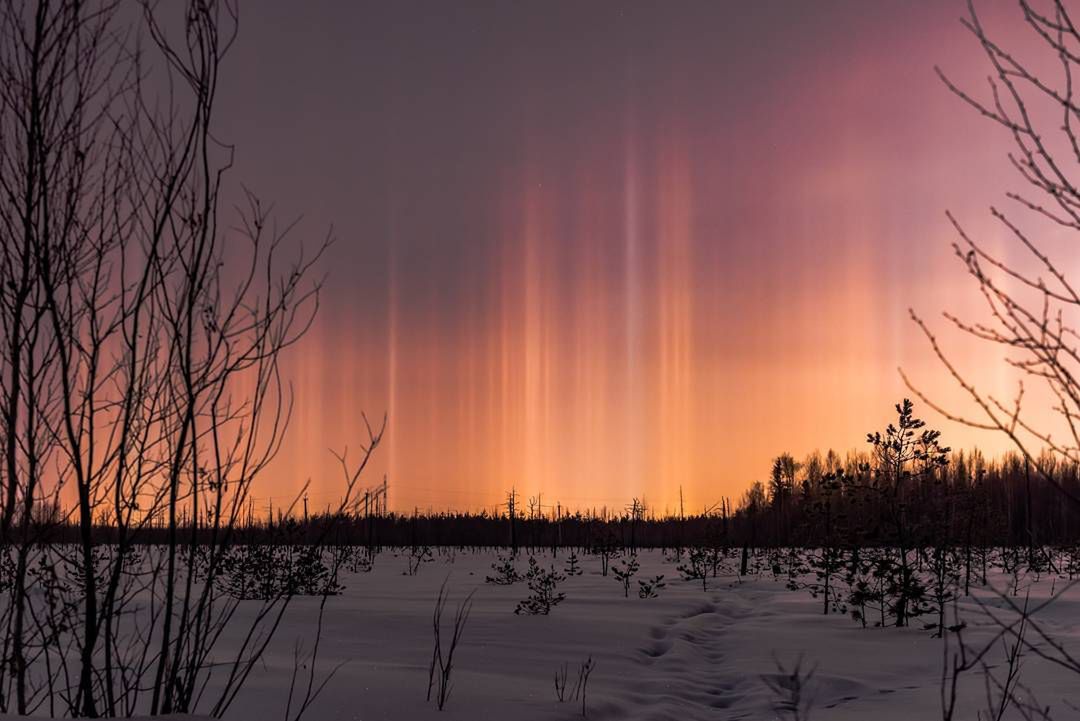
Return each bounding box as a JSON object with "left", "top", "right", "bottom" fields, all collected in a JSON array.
[
  {"left": 247, "top": 1, "right": 1060, "bottom": 515},
  {"left": 570, "top": 154, "right": 611, "bottom": 509},
  {"left": 385, "top": 199, "right": 398, "bottom": 510},
  {"left": 496, "top": 200, "right": 516, "bottom": 509},
  {"left": 622, "top": 82, "right": 645, "bottom": 507},
  {"left": 521, "top": 174, "right": 553, "bottom": 500},
  {"left": 653, "top": 132, "right": 694, "bottom": 510}
]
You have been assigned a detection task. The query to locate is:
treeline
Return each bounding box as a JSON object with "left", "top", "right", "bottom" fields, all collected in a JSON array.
[
  {"left": 29, "top": 451, "right": 1080, "bottom": 551},
  {"left": 735, "top": 445, "right": 1076, "bottom": 549},
  {"left": 24, "top": 400, "right": 1080, "bottom": 551}
]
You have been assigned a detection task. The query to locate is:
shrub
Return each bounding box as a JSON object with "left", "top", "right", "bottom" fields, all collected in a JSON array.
[
  {"left": 677, "top": 547, "right": 710, "bottom": 592},
  {"left": 404, "top": 545, "right": 434, "bottom": 576},
  {"left": 564, "top": 551, "right": 583, "bottom": 577},
  {"left": 486, "top": 552, "right": 522, "bottom": 585},
  {"left": 611, "top": 555, "right": 640, "bottom": 598},
  {"left": 427, "top": 579, "right": 474, "bottom": 711},
  {"left": 555, "top": 656, "right": 596, "bottom": 718},
  {"left": 216, "top": 545, "right": 343, "bottom": 600},
  {"left": 515, "top": 557, "right": 566, "bottom": 615},
  {"left": 638, "top": 575, "right": 665, "bottom": 599}
]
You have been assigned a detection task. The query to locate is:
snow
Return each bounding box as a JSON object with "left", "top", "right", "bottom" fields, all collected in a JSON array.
[{"left": 218, "top": 548, "right": 1080, "bottom": 721}]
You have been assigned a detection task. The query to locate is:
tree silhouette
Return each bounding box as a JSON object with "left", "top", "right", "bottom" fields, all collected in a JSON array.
[{"left": 0, "top": 1, "right": 377, "bottom": 716}]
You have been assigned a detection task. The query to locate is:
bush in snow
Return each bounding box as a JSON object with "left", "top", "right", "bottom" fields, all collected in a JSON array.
[
  {"left": 677, "top": 546, "right": 710, "bottom": 592},
  {"left": 486, "top": 551, "right": 522, "bottom": 585},
  {"left": 427, "top": 579, "right": 474, "bottom": 711},
  {"left": 564, "top": 551, "right": 583, "bottom": 577},
  {"left": 638, "top": 574, "right": 666, "bottom": 599},
  {"left": 611, "top": 555, "right": 639, "bottom": 598},
  {"left": 515, "top": 557, "right": 566, "bottom": 615},
  {"left": 404, "top": 545, "right": 434, "bottom": 576}
]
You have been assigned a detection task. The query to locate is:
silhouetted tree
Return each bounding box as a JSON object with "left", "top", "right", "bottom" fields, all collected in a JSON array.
[
  {"left": 908, "top": 0, "right": 1080, "bottom": 713},
  {"left": 0, "top": 1, "right": 379, "bottom": 716}
]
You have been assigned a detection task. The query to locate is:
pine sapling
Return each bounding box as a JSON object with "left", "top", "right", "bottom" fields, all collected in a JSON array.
[
  {"left": 515, "top": 557, "right": 566, "bottom": 615},
  {"left": 485, "top": 552, "right": 521, "bottom": 585},
  {"left": 611, "top": 556, "right": 639, "bottom": 598},
  {"left": 677, "top": 547, "right": 709, "bottom": 592},
  {"left": 638, "top": 575, "right": 665, "bottom": 599}
]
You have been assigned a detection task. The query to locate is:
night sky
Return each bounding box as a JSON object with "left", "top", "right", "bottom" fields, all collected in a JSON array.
[{"left": 214, "top": 1, "right": 1042, "bottom": 513}]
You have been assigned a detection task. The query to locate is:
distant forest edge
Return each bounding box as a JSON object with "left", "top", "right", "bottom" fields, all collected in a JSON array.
[{"left": 23, "top": 400, "right": 1080, "bottom": 549}]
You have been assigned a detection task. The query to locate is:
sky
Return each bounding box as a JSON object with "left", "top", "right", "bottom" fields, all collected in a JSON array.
[{"left": 211, "top": 1, "right": 1055, "bottom": 515}]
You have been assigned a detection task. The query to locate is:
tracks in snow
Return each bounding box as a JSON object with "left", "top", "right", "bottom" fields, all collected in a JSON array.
[
  {"left": 603, "top": 587, "right": 767, "bottom": 720},
  {"left": 603, "top": 583, "right": 927, "bottom": 720}
]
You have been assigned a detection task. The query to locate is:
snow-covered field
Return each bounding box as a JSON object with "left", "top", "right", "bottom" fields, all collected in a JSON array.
[{"left": 220, "top": 549, "right": 1080, "bottom": 721}]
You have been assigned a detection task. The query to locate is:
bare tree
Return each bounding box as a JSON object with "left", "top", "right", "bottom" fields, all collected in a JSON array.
[
  {"left": 907, "top": 0, "right": 1080, "bottom": 505},
  {"left": 426, "top": 578, "right": 474, "bottom": 711},
  {"left": 0, "top": 0, "right": 379, "bottom": 716},
  {"left": 908, "top": 1, "right": 1080, "bottom": 717}
]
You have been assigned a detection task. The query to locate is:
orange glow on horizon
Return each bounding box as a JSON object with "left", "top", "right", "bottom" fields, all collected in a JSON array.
[{"left": 234, "top": 2, "right": 1060, "bottom": 517}]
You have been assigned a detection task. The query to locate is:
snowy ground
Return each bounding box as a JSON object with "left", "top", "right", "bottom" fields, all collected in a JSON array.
[{"left": 223, "top": 549, "right": 1080, "bottom": 721}]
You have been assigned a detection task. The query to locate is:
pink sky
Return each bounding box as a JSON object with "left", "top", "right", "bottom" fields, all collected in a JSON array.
[{"left": 212, "top": 1, "right": 1060, "bottom": 513}]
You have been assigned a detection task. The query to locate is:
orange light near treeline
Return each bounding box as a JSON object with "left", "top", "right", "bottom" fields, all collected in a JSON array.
[{"left": 251, "top": 2, "right": 1050, "bottom": 517}]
